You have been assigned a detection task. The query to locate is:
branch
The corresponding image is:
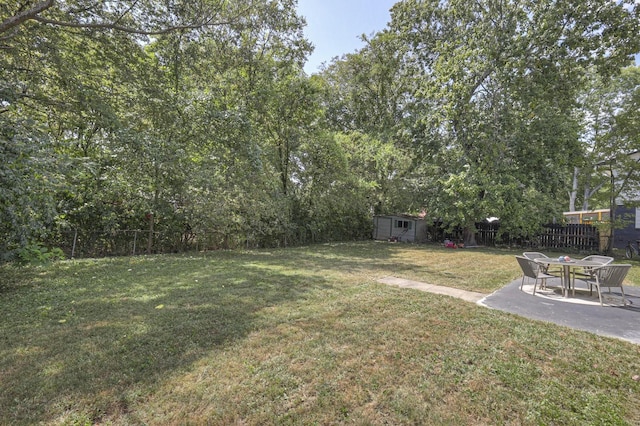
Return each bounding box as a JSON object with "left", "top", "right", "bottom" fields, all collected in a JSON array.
[
  {"left": 616, "top": 157, "right": 640, "bottom": 200},
  {"left": 0, "top": 0, "right": 54, "bottom": 34},
  {"left": 112, "top": 0, "right": 141, "bottom": 28},
  {"left": 588, "top": 183, "right": 604, "bottom": 198},
  {"left": 1, "top": 0, "right": 249, "bottom": 37},
  {"left": 31, "top": 15, "right": 239, "bottom": 35}
]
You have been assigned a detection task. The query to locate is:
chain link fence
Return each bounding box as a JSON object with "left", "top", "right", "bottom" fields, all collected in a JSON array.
[{"left": 55, "top": 228, "right": 296, "bottom": 259}]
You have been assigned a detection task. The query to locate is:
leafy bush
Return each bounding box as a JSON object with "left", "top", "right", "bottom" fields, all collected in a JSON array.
[{"left": 16, "top": 244, "right": 65, "bottom": 266}]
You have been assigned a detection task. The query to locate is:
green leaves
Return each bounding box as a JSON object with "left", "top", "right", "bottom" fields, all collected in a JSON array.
[
  {"left": 2, "top": 0, "right": 638, "bottom": 257},
  {"left": 382, "top": 0, "right": 639, "bottom": 241},
  {"left": 576, "top": 66, "right": 640, "bottom": 213},
  {"left": 1, "top": 0, "right": 327, "bottom": 259}
]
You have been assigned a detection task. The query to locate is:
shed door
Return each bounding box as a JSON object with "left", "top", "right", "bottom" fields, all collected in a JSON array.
[{"left": 375, "top": 217, "right": 392, "bottom": 240}]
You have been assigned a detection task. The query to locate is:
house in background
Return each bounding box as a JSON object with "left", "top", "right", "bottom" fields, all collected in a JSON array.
[
  {"left": 612, "top": 204, "right": 640, "bottom": 248},
  {"left": 563, "top": 209, "right": 610, "bottom": 225},
  {"left": 373, "top": 214, "right": 427, "bottom": 243},
  {"left": 563, "top": 206, "right": 639, "bottom": 249},
  {"left": 589, "top": 151, "right": 640, "bottom": 249}
]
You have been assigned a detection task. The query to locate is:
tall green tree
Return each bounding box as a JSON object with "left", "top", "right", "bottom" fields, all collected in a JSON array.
[
  {"left": 1, "top": 0, "right": 318, "bottom": 259},
  {"left": 389, "top": 0, "right": 639, "bottom": 244},
  {"left": 1, "top": 9, "right": 143, "bottom": 257},
  {"left": 576, "top": 66, "right": 640, "bottom": 250},
  {"left": 317, "top": 32, "right": 423, "bottom": 216},
  {"left": 319, "top": 32, "right": 405, "bottom": 139}
]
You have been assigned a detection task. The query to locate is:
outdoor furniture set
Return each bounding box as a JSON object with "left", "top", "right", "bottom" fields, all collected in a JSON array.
[{"left": 516, "top": 252, "right": 631, "bottom": 306}]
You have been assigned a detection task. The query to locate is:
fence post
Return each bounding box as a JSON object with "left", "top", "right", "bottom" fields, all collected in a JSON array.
[
  {"left": 71, "top": 228, "right": 78, "bottom": 259},
  {"left": 132, "top": 230, "right": 137, "bottom": 255}
]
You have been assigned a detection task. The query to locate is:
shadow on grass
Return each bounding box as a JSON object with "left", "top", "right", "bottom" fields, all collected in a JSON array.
[{"left": 0, "top": 255, "right": 333, "bottom": 424}]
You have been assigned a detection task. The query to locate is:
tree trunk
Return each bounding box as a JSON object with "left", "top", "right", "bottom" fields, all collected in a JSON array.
[
  {"left": 569, "top": 167, "right": 578, "bottom": 211},
  {"left": 148, "top": 164, "right": 160, "bottom": 255},
  {"left": 462, "top": 226, "right": 477, "bottom": 247}
]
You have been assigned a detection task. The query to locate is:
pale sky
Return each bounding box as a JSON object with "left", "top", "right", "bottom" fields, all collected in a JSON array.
[
  {"left": 296, "top": 1, "right": 639, "bottom": 74},
  {"left": 296, "top": 0, "right": 397, "bottom": 74},
  {"left": 298, "top": 0, "right": 640, "bottom": 75}
]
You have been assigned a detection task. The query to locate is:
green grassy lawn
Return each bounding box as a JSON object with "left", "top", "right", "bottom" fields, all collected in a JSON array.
[{"left": 1, "top": 242, "right": 639, "bottom": 425}]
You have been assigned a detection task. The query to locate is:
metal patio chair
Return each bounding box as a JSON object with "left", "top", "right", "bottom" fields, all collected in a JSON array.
[
  {"left": 523, "top": 252, "right": 563, "bottom": 278},
  {"left": 572, "top": 255, "right": 614, "bottom": 294},
  {"left": 516, "top": 255, "right": 556, "bottom": 295},
  {"left": 584, "top": 264, "right": 632, "bottom": 306}
]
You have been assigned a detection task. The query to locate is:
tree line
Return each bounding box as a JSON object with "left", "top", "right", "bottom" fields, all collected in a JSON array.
[{"left": 1, "top": 0, "right": 639, "bottom": 261}]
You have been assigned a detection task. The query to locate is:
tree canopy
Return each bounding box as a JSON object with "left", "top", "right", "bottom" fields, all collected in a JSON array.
[
  {"left": 1, "top": 0, "right": 639, "bottom": 260},
  {"left": 383, "top": 0, "right": 639, "bottom": 243}
]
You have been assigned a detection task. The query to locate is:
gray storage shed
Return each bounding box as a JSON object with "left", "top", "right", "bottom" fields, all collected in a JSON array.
[{"left": 373, "top": 215, "right": 427, "bottom": 243}]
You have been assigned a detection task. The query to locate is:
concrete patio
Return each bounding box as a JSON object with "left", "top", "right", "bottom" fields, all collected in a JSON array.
[{"left": 378, "top": 276, "right": 640, "bottom": 345}]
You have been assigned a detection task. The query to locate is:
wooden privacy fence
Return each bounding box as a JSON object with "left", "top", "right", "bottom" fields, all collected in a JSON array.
[
  {"left": 536, "top": 224, "right": 601, "bottom": 252},
  {"left": 431, "top": 222, "right": 602, "bottom": 252},
  {"left": 479, "top": 223, "right": 601, "bottom": 252}
]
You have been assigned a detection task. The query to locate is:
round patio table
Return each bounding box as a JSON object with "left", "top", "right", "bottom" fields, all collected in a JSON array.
[{"left": 534, "top": 258, "right": 604, "bottom": 297}]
